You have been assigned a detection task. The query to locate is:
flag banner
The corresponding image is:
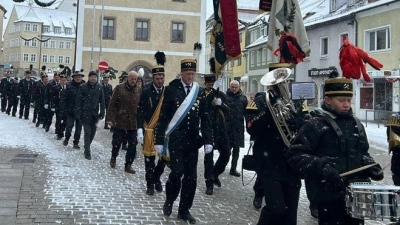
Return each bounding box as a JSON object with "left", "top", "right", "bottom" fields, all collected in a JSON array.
[
  {"left": 259, "top": 0, "right": 273, "bottom": 12},
  {"left": 267, "top": 0, "right": 310, "bottom": 64},
  {"left": 220, "top": 0, "right": 241, "bottom": 59},
  {"left": 210, "top": 0, "right": 228, "bottom": 75}
]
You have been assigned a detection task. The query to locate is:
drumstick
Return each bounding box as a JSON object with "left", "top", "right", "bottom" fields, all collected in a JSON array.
[
  {"left": 378, "top": 163, "right": 391, "bottom": 175},
  {"left": 321, "top": 163, "right": 378, "bottom": 183}
]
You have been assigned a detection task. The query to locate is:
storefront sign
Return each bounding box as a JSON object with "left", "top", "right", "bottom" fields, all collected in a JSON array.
[
  {"left": 367, "top": 70, "right": 400, "bottom": 77},
  {"left": 308, "top": 68, "right": 337, "bottom": 77}
]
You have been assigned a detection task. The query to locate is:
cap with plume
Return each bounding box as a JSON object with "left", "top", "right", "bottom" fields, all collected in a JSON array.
[
  {"left": 154, "top": 51, "right": 166, "bottom": 66},
  {"left": 194, "top": 42, "right": 202, "bottom": 51},
  {"left": 209, "top": 57, "right": 216, "bottom": 74},
  {"left": 61, "top": 66, "right": 72, "bottom": 76},
  {"left": 329, "top": 70, "right": 339, "bottom": 79},
  {"left": 339, "top": 37, "right": 383, "bottom": 82},
  {"left": 275, "top": 33, "right": 306, "bottom": 64},
  {"left": 41, "top": 65, "right": 46, "bottom": 72},
  {"left": 29, "top": 64, "right": 33, "bottom": 71}
]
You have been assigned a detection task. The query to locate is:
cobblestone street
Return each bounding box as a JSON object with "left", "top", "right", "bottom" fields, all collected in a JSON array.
[{"left": 0, "top": 113, "right": 396, "bottom": 225}]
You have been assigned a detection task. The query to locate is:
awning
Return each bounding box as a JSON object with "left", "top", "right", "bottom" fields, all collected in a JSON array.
[{"left": 240, "top": 76, "right": 248, "bottom": 82}]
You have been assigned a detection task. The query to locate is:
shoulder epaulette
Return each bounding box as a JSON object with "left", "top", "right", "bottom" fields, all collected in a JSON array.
[{"left": 246, "top": 100, "right": 258, "bottom": 110}]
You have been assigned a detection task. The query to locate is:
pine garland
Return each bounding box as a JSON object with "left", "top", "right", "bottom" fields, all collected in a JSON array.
[{"left": 20, "top": 36, "right": 51, "bottom": 42}]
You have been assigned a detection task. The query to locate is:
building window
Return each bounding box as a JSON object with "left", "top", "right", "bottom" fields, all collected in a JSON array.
[
  {"left": 25, "top": 23, "right": 31, "bottom": 31},
  {"left": 102, "top": 18, "right": 115, "bottom": 39},
  {"left": 330, "top": 0, "right": 336, "bottom": 12},
  {"left": 366, "top": 26, "right": 390, "bottom": 52},
  {"left": 16, "top": 38, "right": 20, "bottom": 47},
  {"left": 30, "top": 54, "right": 36, "bottom": 62},
  {"left": 50, "top": 40, "right": 56, "bottom": 48},
  {"left": 374, "top": 78, "right": 392, "bottom": 111},
  {"left": 250, "top": 30, "right": 255, "bottom": 43},
  {"left": 54, "top": 27, "right": 61, "bottom": 34},
  {"left": 32, "top": 24, "right": 38, "bottom": 32},
  {"left": 43, "top": 26, "right": 50, "bottom": 33},
  {"left": 31, "top": 39, "right": 37, "bottom": 47},
  {"left": 257, "top": 49, "right": 262, "bottom": 66},
  {"left": 42, "top": 41, "right": 49, "bottom": 48},
  {"left": 262, "top": 48, "right": 267, "bottom": 65},
  {"left": 66, "top": 42, "right": 71, "bottom": 49},
  {"left": 250, "top": 51, "right": 255, "bottom": 67},
  {"left": 42, "top": 55, "right": 48, "bottom": 63},
  {"left": 230, "top": 60, "right": 235, "bottom": 67},
  {"left": 237, "top": 57, "right": 242, "bottom": 66},
  {"left": 360, "top": 87, "right": 373, "bottom": 109},
  {"left": 58, "top": 56, "right": 64, "bottom": 64},
  {"left": 65, "top": 28, "right": 72, "bottom": 35},
  {"left": 171, "top": 22, "right": 185, "bottom": 42},
  {"left": 136, "top": 19, "right": 149, "bottom": 41},
  {"left": 16, "top": 54, "right": 20, "bottom": 62},
  {"left": 49, "top": 55, "right": 55, "bottom": 63},
  {"left": 321, "top": 37, "right": 328, "bottom": 56},
  {"left": 23, "top": 54, "right": 29, "bottom": 62},
  {"left": 239, "top": 32, "right": 242, "bottom": 43},
  {"left": 348, "top": 0, "right": 356, "bottom": 6},
  {"left": 65, "top": 56, "right": 71, "bottom": 64},
  {"left": 59, "top": 41, "right": 64, "bottom": 49}
]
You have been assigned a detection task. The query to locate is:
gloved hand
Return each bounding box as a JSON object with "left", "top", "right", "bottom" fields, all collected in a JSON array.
[
  {"left": 212, "top": 78, "right": 222, "bottom": 90},
  {"left": 204, "top": 144, "right": 213, "bottom": 154},
  {"left": 215, "top": 98, "right": 222, "bottom": 106},
  {"left": 17, "top": 95, "right": 21, "bottom": 99},
  {"left": 137, "top": 128, "right": 144, "bottom": 144},
  {"left": 44, "top": 104, "right": 49, "bottom": 109},
  {"left": 322, "top": 164, "right": 344, "bottom": 192},
  {"left": 51, "top": 108, "right": 55, "bottom": 112},
  {"left": 367, "top": 164, "right": 384, "bottom": 181},
  {"left": 155, "top": 145, "right": 164, "bottom": 155}
]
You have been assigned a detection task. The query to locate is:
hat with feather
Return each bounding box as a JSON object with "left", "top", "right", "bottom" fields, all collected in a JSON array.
[
  {"left": 40, "top": 65, "right": 48, "bottom": 78},
  {"left": 71, "top": 69, "right": 84, "bottom": 77},
  {"left": 324, "top": 71, "right": 353, "bottom": 97},
  {"left": 152, "top": 51, "right": 166, "bottom": 75}
]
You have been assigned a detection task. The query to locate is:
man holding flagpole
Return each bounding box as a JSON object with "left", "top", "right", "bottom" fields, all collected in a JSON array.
[{"left": 155, "top": 59, "right": 212, "bottom": 224}]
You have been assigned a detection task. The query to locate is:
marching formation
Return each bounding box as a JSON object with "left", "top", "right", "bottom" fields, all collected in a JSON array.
[{"left": 0, "top": 54, "right": 399, "bottom": 225}]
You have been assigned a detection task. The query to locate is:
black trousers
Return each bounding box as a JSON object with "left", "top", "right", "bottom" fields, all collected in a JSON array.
[
  {"left": 257, "top": 176, "right": 301, "bottom": 225},
  {"left": 55, "top": 112, "right": 67, "bottom": 137},
  {"left": 33, "top": 106, "right": 39, "bottom": 122},
  {"left": 6, "top": 98, "right": 18, "bottom": 116},
  {"left": 19, "top": 97, "right": 31, "bottom": 119},
  {"left": 305, "top": 178, "right": 318, "bottom": 210},
  {"left": 230, "top": 146, "right": 240, "bottom": 171},
  {"left": 204, "top": 137, "right": 231, "bottom": 181},
  {"left": 318, "top": 199, "right": 364, "bottom": 225},
  {"left": 166, "top": 142, "right": 198, "bottom": 214},
  {"left": 38, "top": 107, "right": 53, "bottom": 129},
  {"left": 65, "top": 115, "right": 82, "bottom": 144},
  {"left": 111, "top": 129, "right": 137, "bottom": 166},
  {"left": 253, "top": 175, "right": 264, "bottom": 197},
  {"left": 1, "top": 95, "right": 7, "bottom": 112},
  {"left": 144, "top": 156, "right": 167, "bottom": 187},
  {"left": 83, "top": 123, "right": 97, "bottom": 153}
]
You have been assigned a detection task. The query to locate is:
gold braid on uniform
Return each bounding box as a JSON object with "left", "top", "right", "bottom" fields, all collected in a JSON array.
[
  {"left": 386, "top": 115, "right": 400, "bottom": 153},
  {"left": 246, "top": 100, "right": 266, "bottom": 126}
]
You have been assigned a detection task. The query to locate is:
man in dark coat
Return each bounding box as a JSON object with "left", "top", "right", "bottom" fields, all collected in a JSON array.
[
  {"left": 287, "top": 76, "right": 383, "bottom": 225},
  {"left": 245, "top": 65, "right": 301, "bottom": 225},
  {"left": 6, "top": 77, "right": 19, "bottom": 117},
  {"left": 226, "top": 80, "right": 248, "bottom": 177},
  {"left": 75, "top": 71, "right": 105, "bottom": 160},
  {"left": 202, "top": 73, "right": 230, "bottom": 195},
  {"left": 155, "top": 59, "right": 213, "bottom": 224},
  {"left": 33, "top": 73, "right": 52, "bottom": 131},
  {"left": 102, "top": 74, "right": 113, "bottom": 129},
  {"left": 17, "top": 70, "right": 35, "bottom": 120},
  {"left": 107, "top": 71, "right": 141, "bottom": 173},
  {"left": 386, "top": 113, "right": 400, "bottom": 186},
  {"left": 61, "top": 72, "right": 85, "bottom": 149},
  {"left": 137, "top": 64, "right": 168, "bottom": 195},
  {"left": 51, "top": 73, "right": 68, "bottom": 140},
  {"left": 0, "top": 71, "right": 12, "bottom": 113}
]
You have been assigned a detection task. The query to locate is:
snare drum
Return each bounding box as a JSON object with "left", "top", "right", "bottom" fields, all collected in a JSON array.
[{"left": 346, "top": 184, "right": 400, "bottom": 221}]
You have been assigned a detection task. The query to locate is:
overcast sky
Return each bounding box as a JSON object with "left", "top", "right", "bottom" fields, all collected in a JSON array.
[{"left": 2, "top": 1, "right": 214, "bottom": 37}]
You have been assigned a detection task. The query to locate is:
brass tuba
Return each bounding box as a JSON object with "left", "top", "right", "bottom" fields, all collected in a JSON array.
[
  {"left": 386, "top": 115, "right": 400, "bottom": 153},
  {"left": 260, "top": 65, "right": 297, "bottom": 147}
]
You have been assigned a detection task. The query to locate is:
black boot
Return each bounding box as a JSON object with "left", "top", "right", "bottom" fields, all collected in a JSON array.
[
  {"left": 146, "top": 184, "right": 154, "bottom": 196},
  {"left": 163, "top": 200, "right": 173, "bottom": 216},
  {"left": 213, "top": 176, "right": 221, "bottom": 187},
  {"left": 230, "top": 170, "right": 241, "bottom": 177},
  {"left": 253, "top": 195, "right": 263, "bottom": 209},
  {"left": 155, "top": 181, "right": 163, "bottom": 192},
  {"left": 205, "top": 180, "right": 214, "bottom": 195},
  {"left": 178, "top": 211, "right": 196, "bottom": 224},
  {"left": 84, "top": 150, "right": 91, "bottom": 160}
]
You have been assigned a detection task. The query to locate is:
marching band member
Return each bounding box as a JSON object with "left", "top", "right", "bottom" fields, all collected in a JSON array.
[
  {"left": 386, "top": 113, "right": 400, "bottom": 186},
  {"left": 287, "top": 74, "right": 383, "bottom": 225}
]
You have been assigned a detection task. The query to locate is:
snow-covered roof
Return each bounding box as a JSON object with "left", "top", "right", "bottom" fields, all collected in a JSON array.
[{"left": 13, "top": 5, "right": 76, "bottom": 38}]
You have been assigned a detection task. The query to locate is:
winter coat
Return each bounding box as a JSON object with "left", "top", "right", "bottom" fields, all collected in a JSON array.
[
  {"left": 106, "top": 82, "right": 140, "bottom": 130},
  {"left": 137, "top": 84, "right": 163, "bottom": 129},
  {"left": 225, "top": 89, "right": 248, "bottom": 148},
  {"left": 245, "top": 91, "right": 300, "bottom": 181},
  {"left": 287, "top": 103, "right": 377, "bottom": 203},
  {"left": 0, "top": 77, "right": 13, "bottom": 96},
  {"left": 102, "top": 82, "right": 113, "bottom": 107},
  {"left": 75, "top": 82, "right": 105, "bottom": 125},
  {"left": 33, "top": 81, "right": 51, "bottom": 109},
  {"left": 205, "top": 88, "right": 230, "bottom": 143},
  {"left": 60, "top": 80, "right": 85, "bottom": 117},
  {"left": 155, "top": 79, "right": 212, "bottom": 148},
  {"left": 17, "top": 78, "right": 35, "bottom": 103}
]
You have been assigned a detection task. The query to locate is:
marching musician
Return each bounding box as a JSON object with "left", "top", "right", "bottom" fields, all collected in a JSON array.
[
  {"left": 287, "top": 74, "right": 383, "bottom": 225},
  {"left": 386, "top": 113, "right": 400, "bottom": 186},
  {"left": 245, "top": 63, "right": 303, "bottom": 225}
]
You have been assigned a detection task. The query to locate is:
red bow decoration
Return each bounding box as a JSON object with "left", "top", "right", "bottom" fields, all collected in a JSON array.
[
  {"left": 339, "top": 38, "right": 383, "bottom": 82},
  {"left": 274, "top": 33, "right": 306, "bottom": 64}
]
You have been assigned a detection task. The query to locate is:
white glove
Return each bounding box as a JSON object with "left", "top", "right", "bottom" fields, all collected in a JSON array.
[
  {"left": 204, "top": 144, "right": 213, "bottom": 154},
  {"left": 250, "top": 140, "right": 254, "bottom": 146},
  {"left": 51, "top": 108, "right": 55, "bottom": 112},
  {"left": 137, "top": 128, "right": 144, "bottom": 144},
  {"left": 212, "top": 78, "right": 222, "bottom": 90},
  {"left": 215, "top": 98, "right": 222, "bottom": 106},
  {"left": 17, "top": 95, "right": 21, "bottom": 99},
  {"left": 155, "top": 145, "right": 164, "bottom": 155},
  {"left": 44, "top": 104, "right": 49, "bottom": 109}
]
